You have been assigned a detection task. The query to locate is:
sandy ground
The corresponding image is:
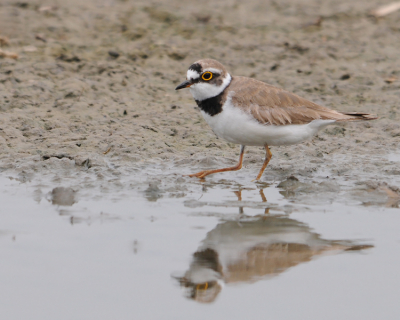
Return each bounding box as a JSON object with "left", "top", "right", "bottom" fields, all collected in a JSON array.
[{"left": 0, "top": 0, "right": 399, "bottom": 204}]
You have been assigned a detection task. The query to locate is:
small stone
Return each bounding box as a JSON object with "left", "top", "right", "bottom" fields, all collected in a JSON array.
[
  {"left": 51, "top": 187, "right": 76, "bottom": 206},
  {"left": 340, "top": 74, "right": 350, "bottom": 80},
  {"left": 108, "top": 50, "right": 120, "bottom": 58}
]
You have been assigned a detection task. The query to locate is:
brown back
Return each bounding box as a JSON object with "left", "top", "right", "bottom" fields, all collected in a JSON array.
[{"left": 228, "top": 76, "right": 376, "bottom": 125}]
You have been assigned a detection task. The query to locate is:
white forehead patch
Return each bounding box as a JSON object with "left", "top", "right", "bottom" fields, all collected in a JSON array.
[
  {"left": 187, "top": 69, "right": 200, "bottom": 80},
  {"left": 203, "top": 67, "right": 222, "bottom": 74}
]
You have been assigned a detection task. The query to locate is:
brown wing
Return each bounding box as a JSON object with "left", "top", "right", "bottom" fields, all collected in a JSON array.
[{"left": 229, "top": 76, "right": 377, "bottom": 125}]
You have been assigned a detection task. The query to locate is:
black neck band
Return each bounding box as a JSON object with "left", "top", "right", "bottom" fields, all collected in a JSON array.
[{"left": 195, "top": 91, "right": 225, "bottom": 116}]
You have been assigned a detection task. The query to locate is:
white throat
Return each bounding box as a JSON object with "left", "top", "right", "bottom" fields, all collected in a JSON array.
[{"left": 189, "top": 74, "right": 231, "bottom": 101}]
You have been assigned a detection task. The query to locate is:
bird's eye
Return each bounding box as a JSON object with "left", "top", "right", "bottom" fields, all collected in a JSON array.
[
  {"left": 202, "top": 72, "right": 213, "bottom": 81},
  {"left": 196, "top": 282, "right": 209, "bottom": 291}
]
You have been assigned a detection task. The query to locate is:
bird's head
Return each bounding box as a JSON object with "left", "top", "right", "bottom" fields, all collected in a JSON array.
[{"left": 175, "top": 59, "right": 231, "bottom": 101}]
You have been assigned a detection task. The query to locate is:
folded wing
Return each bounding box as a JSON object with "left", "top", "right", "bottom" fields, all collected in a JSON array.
[{"left": 229, "top": 77, "right": 377, "bottom": 125}]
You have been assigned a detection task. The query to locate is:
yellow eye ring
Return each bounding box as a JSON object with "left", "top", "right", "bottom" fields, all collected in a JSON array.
[
  {"left": 196, "top": 282, "right": 209, "bottom": 291},
  {"left": 202, "top": 72, "right": 213, "bottom": 81}
]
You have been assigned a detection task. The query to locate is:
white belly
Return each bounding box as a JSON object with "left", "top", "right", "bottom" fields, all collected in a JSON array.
[{"left": 201, "top": 99, "right": 336, "bottom": 146}]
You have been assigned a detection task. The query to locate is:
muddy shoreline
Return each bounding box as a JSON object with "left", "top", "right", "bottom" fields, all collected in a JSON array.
[{"left": 0, "top": 0, "right": 399, "bottom": 203}]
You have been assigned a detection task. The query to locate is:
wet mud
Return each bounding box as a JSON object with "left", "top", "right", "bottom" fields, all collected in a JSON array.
[{"left": 0, "top": 0, "right": 399, "bottom": 200}]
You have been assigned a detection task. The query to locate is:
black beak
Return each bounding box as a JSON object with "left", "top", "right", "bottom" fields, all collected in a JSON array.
[{"left": 175, "top": 80, "right": 192, "bottom": 90}]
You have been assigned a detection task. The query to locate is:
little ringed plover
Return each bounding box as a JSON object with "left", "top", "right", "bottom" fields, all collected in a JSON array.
[{"left": 175, "top": 59, "right": 377, "bottom": 180}]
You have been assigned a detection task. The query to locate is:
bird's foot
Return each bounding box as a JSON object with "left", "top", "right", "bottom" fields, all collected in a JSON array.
[{"left": 186, "top": 171, "right": 208, "bottom": 179}]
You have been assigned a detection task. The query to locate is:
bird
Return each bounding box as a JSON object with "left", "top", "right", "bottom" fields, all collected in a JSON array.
[{"left": 175, "top": 59, "right": 377, "bottom": 180}]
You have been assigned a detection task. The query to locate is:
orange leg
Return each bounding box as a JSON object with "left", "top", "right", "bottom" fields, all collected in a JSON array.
[
  {"left": 259, "top": 189, "right": 267, "bottom": 202},
  {"left": 233, "top": 189, "right": 244, "bottom": 214},
  {"left": 259, "top": 189, "right": 270, "bottom": 214},
  {"left": 188, "top": 145, "right": 246, "bottom": 179},
  {"left": 233, "top": 190, "right": 242, "bottom": 201},
  {"left": 255, "top": 145, "right": 272, "bottom": 181}
]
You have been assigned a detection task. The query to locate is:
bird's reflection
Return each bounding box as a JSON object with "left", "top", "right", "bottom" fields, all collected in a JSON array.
[
  {"left": 175, "top": 189, "right": 372, "bottom": 303},
  {"left": 234, "top": 188, "right": 269, "bottom": 214}
]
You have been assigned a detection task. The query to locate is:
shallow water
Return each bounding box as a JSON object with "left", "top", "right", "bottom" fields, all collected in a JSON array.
[
  {"left": 388, "top": 152, "right": 400, "bottom": 163},
  {"left": 1, "top": 172, "right": 400, "bottom": 320}
]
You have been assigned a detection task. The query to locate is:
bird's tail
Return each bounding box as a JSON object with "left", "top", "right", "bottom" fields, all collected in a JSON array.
[{"left": 339, "top": 112, "right": 378, "bottom": 121}]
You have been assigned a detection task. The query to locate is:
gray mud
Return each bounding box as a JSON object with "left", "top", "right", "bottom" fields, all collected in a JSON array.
[{"left": 0, "top": 0, "right": 399, "bottom": 195}]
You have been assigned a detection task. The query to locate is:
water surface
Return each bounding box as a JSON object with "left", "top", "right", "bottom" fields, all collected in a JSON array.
[{"left": 1, "top": 174, "right": 399, "bottom": 320}]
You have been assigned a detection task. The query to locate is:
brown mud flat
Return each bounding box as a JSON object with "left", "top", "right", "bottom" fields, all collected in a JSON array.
[{"left": 0, "top": 0, "right": 399, "bottom": 204}]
